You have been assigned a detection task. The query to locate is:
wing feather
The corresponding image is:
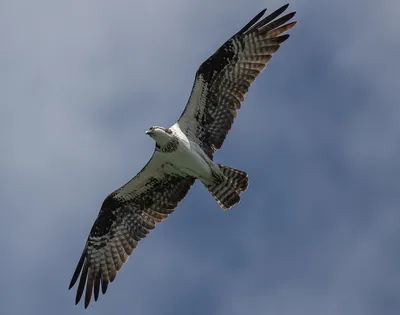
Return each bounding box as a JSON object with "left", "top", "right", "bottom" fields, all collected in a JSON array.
[
  {"left": 69, "top": 151, "right": 195, "bottom": 308},
  {"left": 177, "top": 4, "right": 297, "bottom": 157}
]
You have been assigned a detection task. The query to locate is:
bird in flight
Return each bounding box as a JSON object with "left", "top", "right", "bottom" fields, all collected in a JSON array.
[{"left": 69, "top": 3, "right": 296, "bottom": 308}]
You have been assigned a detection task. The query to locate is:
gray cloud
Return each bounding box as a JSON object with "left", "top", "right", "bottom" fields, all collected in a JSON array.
[{"left": 1, "top": 1, "right": 399, "bottom": 315}]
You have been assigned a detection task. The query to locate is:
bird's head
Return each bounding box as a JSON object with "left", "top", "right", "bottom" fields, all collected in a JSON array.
[{"left": 145, "top": 126, "right": 173, "bottom": 146}]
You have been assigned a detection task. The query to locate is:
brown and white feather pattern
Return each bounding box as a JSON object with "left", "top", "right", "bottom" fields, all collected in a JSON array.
[
  {"left": 155, "top": 136, "right": 180, "bottom": 153},
  {"left": 69, "top": 152, "right": 195, "bottom": 308},
  {"left": 178, "top": 4, "right": 296, "bottom": 158},
  {"left": 206, "top": 164, "right": 249, "bottom": 210}
]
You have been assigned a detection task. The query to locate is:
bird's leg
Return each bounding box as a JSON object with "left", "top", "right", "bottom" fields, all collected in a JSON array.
[{"left": 209, "top": 162, "right": 225, "bottom": 183}]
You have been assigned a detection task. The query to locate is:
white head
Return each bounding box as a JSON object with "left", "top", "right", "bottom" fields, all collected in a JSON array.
[{"left": 145, "top": 126, "right": 173, "bottom": 146}]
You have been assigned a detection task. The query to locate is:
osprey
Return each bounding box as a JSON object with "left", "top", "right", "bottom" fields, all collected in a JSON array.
[{"left": 70, "top": 4, "right": 296, "bottom": 308}]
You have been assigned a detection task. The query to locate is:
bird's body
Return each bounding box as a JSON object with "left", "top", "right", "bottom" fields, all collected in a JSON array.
[
  {"left": 69, "top": 4, "right": 297, "bottom": 308},
  {"left": 155, "top": 124, "right": 219, "bottom": 184}
]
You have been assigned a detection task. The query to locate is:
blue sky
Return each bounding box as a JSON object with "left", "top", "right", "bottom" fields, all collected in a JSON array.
[{"left": 2, "top": 0, "right": 400, "bottom": 314}]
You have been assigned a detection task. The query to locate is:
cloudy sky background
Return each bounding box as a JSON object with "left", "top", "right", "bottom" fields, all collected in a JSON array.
[{"left": 2, "top": 0, "right": 400, "bottom": 314}]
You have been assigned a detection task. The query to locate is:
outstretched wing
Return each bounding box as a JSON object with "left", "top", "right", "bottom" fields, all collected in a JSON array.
[
  {"left": 69, "top": 152, "right": 195, "bottom": 308},
  {"left": 177, "top": 4, "right": 297, "bottom": 157}
]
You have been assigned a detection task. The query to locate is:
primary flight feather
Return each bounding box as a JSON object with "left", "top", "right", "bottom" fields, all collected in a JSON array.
[{"left": 69, "top": 3, "right": 297, "bottom": 308}]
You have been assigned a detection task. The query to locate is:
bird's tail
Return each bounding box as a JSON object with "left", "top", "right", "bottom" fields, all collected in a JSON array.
[{"left": 205, "top": 164, "right": 248, "bottom": 210}]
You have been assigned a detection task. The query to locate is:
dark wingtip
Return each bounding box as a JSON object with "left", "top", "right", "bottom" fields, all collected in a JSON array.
[
  {"left": 272, "top": 4, "right": 290, "bottom": 19},
  {"left": 237, "top": 8, "right": 267, "bottom": 35},
  {"left": 69, "top": 248, "right": 86, "bottom": 290},
  {"left": 251, "top": 4, "right": 293, "bottom": 31},
  {"left": 84, "top": 275, "right": 94, "bottom": 309},
  {"left": 94, "top": 276, "right": 100, "bottom": 301},
  {"left": 75, "top": 263, "right": 88, "bottom": 306},
  {"left": 75, "top": 293, "right": 82, "bottom": 306},
  {"left": 69, "top": 265, "right": 81, "bottom": 291},
  {"left": 283, "top": 12, "right": 296, "bottom": 23},
  {"left": 282, "top": 4, "right": 290, "bottom": 11},
  {"left": 84, "top": 288, "right": 91, "bottom": 308},
  {"left": 101, "top": 279, "right": 109, "bottom": 294},
  {"left": 258, "top": 8, "right": 267, "bottom": 17},
  {"left": 278, "top": 34, "right": 290, "bottom": 43}
]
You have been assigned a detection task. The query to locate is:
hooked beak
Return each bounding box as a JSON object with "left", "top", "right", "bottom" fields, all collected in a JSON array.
[{"left": 145, "top": 129, "right": 152, "bottom": 135}]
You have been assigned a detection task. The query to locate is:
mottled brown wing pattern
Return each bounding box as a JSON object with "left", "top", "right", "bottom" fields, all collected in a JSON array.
[
  {"left": 69, "top": 156, "right": 195, "bottom": 308},
  {"left": 178, "top": 4, "right": 297, "bottom": 157}
]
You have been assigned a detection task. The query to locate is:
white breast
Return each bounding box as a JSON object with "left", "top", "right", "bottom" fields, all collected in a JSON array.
[{"left": 169, "top": 124, "right": 213, "bottom": 182}]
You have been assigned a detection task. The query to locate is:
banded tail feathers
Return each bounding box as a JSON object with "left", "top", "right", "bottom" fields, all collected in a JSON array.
[{"left": 205, "top": 164, "right": 249, "bottom": 210}]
